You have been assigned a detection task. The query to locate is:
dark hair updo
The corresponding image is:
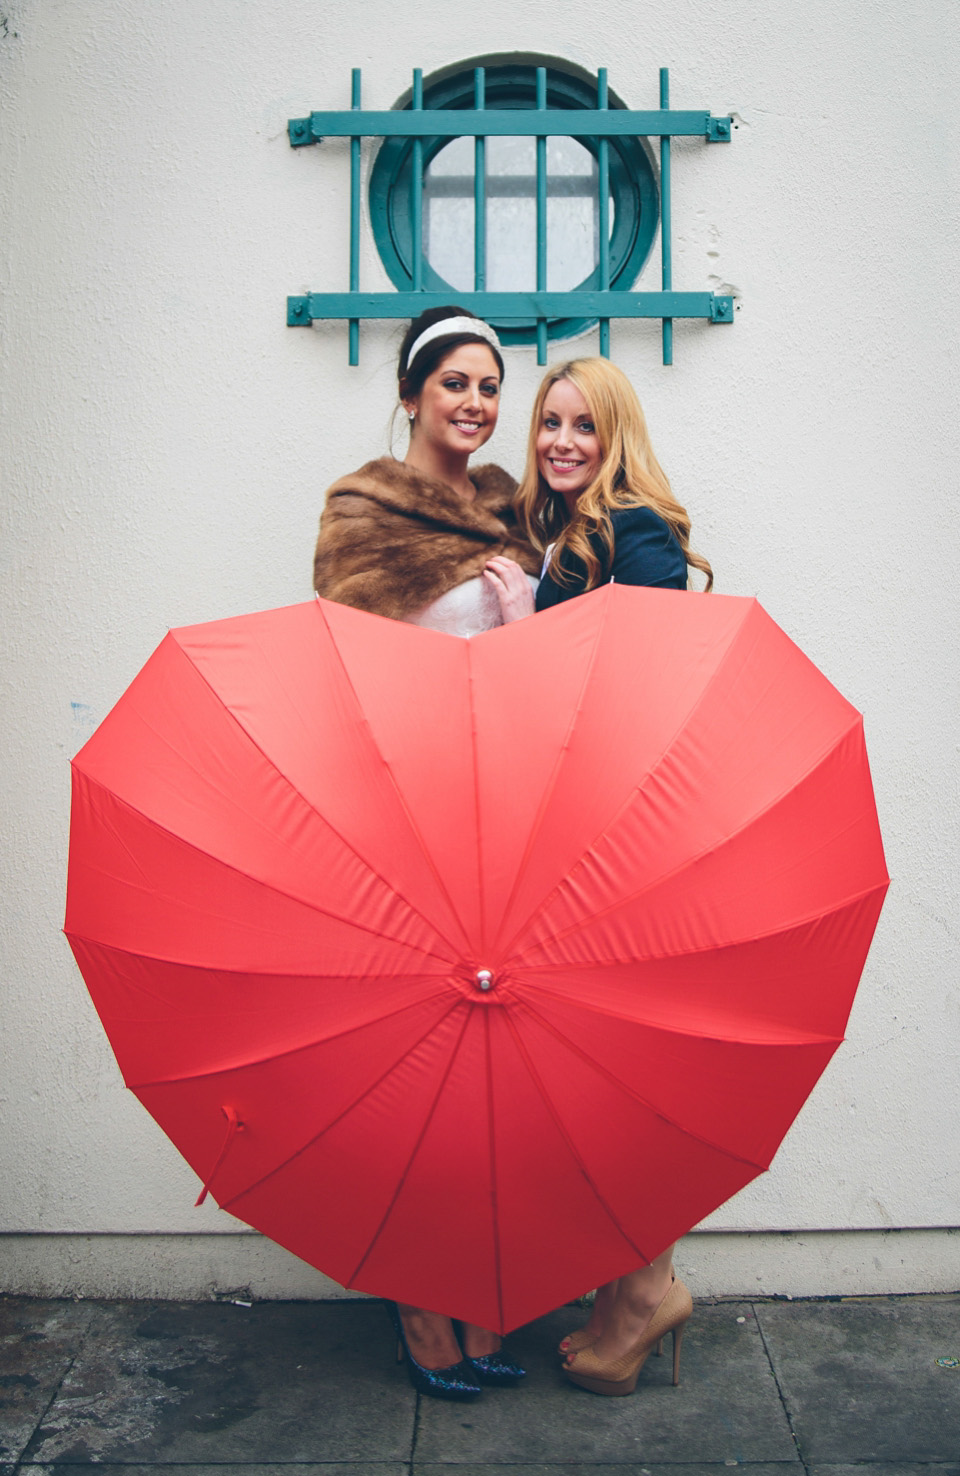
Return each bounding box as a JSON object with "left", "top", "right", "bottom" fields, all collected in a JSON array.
[{"left": 397, "top": 305, "right": 505, "bottom": 402}]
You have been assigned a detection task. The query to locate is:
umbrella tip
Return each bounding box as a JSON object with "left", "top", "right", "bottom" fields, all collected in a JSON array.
[{"left": 476, "top": 969, "right": 494, "bottom": 992}]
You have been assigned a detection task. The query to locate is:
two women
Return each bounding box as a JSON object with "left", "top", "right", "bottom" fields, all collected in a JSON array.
[{"left": 313, "top": 307, "right": 711, "bottom": 1400}]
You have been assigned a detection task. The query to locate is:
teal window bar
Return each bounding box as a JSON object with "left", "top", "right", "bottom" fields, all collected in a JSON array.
[
  {"left": 366, "top": 63, "right": 659, "bottom": 353},
  {"left": 288, "top": 65, "right": 735, "bottom": 367}
]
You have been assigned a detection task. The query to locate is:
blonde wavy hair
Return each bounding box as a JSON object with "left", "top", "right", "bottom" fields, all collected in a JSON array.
[{"left": 515, "top": 359, "right": 713, "bottom": 592}]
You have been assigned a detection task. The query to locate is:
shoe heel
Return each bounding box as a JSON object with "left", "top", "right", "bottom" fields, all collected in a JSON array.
[{"left": 671, "top": 1323, "right": 685, "bottom": 1386}]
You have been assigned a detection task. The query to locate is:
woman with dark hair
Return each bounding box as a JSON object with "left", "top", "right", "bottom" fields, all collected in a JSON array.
[
  {"left": 314, "top": 306, "right": 538, "bottom": 637},
  {"left": 485, "top": 358, "right": 712, "bottom": 1398},
  {"left": 313, "top": 306, "right": 538, "bottom": 1400}
]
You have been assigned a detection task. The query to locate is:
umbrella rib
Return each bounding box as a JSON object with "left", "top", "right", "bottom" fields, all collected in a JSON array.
[
  {"left": 466, "top": 637, "right": 481, "bottom": 944},
  {"left": 506, "top": 880, "right": 888, "bottom": 979},
  {"left": 503, "top": 715, "right": 872, "bottom": 967},
  {"left": 66, "top": 928, "right": 454, "bottom": 983},
  {"left": 467, "top": 639, "right": 487, "bottom": 952},
  {"left": 499, "top": 1007, "right": 652, "bottom": 1264},
  {"left": 312, "top": 601, "right": 474, "bottom": 957},
  {"left": 218, "top": 998, "right": 467, "bottom": 1210},
  {"left": 483, "top": 1009, "right": 505, "bottom": 1334},
  {"left": 346, "top": 1006, "right": 474, "bottom": 1288},
  {"left": 519, "top": 978, "right": 841, "bottom": 1048},
  {"left": 159, "top": 633, "right": 467, "bottom": 961},
  {"left": 513, "top": 845, "right": 886, "bottom": 977},
  {"left": 514, "top": 997, "right": 769, "bottom": 1171},
  {"left": 73, "top": 779, "right": 458, "bottom": 969},
  {"left": 125, "top": 985, "right": 459, "bottom": 1088},
  {"left": 67, "top": 931, "right": 456, "bottom": 992}
]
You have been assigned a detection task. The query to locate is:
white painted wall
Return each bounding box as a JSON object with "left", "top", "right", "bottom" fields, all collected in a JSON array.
[{"left": 2, "top": 0, "right": 957, "bottom": 1297}]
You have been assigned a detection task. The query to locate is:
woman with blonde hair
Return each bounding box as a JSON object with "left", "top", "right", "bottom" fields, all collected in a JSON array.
[
  {"left": 485, "top": 358, "right": 712, "bottom": 1396},
  {"left": 485, "top": 356, "right": 711, "bottom": 619}
]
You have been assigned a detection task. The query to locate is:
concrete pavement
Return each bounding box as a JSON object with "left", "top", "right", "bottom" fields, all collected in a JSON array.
[{"left": 2, "top": 1292, "right": 959, "bottom": 1473}]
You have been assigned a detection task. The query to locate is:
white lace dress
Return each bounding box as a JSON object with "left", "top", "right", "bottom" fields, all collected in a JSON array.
[{"left": 402, "top": 573, "right": 538, "bottom": 639}]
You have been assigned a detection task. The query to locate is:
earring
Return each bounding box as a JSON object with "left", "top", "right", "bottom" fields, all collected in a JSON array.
[{"left": 408, "top": 410, "right": 415, "bottom": 422}]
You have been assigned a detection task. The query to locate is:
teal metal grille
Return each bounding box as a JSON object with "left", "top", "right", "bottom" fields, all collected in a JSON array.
[{"left": 288, "top": 65, "right": 735, "bottom": 367}]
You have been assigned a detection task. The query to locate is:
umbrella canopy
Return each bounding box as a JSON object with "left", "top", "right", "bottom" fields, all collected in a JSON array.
[{"left": 65, "top": 588, "right": 888, "bottom": 1332}]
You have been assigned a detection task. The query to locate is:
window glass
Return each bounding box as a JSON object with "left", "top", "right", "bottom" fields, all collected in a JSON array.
[
  {"left": 425, "top": 136, "right": 613, "bottom": 293},
  {"left": 369, "top": 58, "right": 659, "bottom": 345}
]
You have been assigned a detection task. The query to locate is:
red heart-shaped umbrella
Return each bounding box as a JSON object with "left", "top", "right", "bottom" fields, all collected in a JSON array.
[{"left": 65, "top": 588, "right": 887, "bottom": 1331}]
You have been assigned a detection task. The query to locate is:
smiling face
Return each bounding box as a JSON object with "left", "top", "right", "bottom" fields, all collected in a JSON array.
[
  {"left": 536, "top": 377, "right": 603, "bottom": 511},
  {"left": 405, "top": 343, "right": 501, "bottom": 461}
]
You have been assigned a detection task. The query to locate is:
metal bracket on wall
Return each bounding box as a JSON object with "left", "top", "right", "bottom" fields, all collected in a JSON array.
[{"left": 287, "top": 65, "right": 735, "bottom": 366}]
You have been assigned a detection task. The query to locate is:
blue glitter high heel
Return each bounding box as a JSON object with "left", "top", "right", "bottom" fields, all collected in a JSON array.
[
  {"left": 455, "top": 1320, "right": 526, "bottom": 1386},
  {"left": 386, "top": 1303, "right": 482, "bottom": 1401},
  {"left": 466, "top": 1349, "right": 527, "bottom": 1386}
]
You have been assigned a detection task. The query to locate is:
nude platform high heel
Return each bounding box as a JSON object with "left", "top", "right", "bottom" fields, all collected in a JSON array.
[
  {"left": 558, "top": 1268, "right": 673, "bottom": 1358},
  {"left": 563, "top": 1276, "right": 692, "bottom": 1397}
]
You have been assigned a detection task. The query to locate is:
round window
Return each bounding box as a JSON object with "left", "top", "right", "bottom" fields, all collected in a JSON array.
[{"left": 369, "top": 59, "right": 660, "bottom": 346}]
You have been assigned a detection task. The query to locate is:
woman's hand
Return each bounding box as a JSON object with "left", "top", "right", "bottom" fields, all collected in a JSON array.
[{"left": 483, "top": 556, "right": 536, "bottom": 624}]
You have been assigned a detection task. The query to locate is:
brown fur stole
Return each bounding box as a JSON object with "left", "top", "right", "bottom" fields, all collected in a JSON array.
[{"left": 313, "top": 457, "right": 540, "bottom": 620}]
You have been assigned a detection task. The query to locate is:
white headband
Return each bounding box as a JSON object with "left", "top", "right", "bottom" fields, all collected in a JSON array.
[{"left": 405, "top": 316, "right": 502, "bottom": 373}]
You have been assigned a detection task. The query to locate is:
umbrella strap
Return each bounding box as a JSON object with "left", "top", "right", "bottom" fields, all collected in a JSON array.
[{"left": 195, "top": 1104, "right": 243, "bottom": 1207}]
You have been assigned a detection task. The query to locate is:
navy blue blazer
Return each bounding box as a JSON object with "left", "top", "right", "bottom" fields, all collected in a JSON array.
[{"left": 535, "top": 505, "right": 687, "bottom": 611}]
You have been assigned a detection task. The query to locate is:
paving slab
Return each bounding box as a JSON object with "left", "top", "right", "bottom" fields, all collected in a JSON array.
[
  {"left": 20, "top": 1468, "right": 407, "bottom": 1475},
  {"left": 18, "top": 1299, "right": 414, "bottom": 1465},
  {"left": 414, "top": 1303, "right": 798, "bottom": 1464},
  {"left": 809, "top": 1466, "right": 960, "bottom": 1476},
  {"left": 0, "top": 1296, "right": 92, "bottom": 1464},
  {"left": 755, "top": 1294, "right": 960, "bottom": 1463},
  {"left": 412, "top": 1467, "right": 799, "bottom": 1476}
]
